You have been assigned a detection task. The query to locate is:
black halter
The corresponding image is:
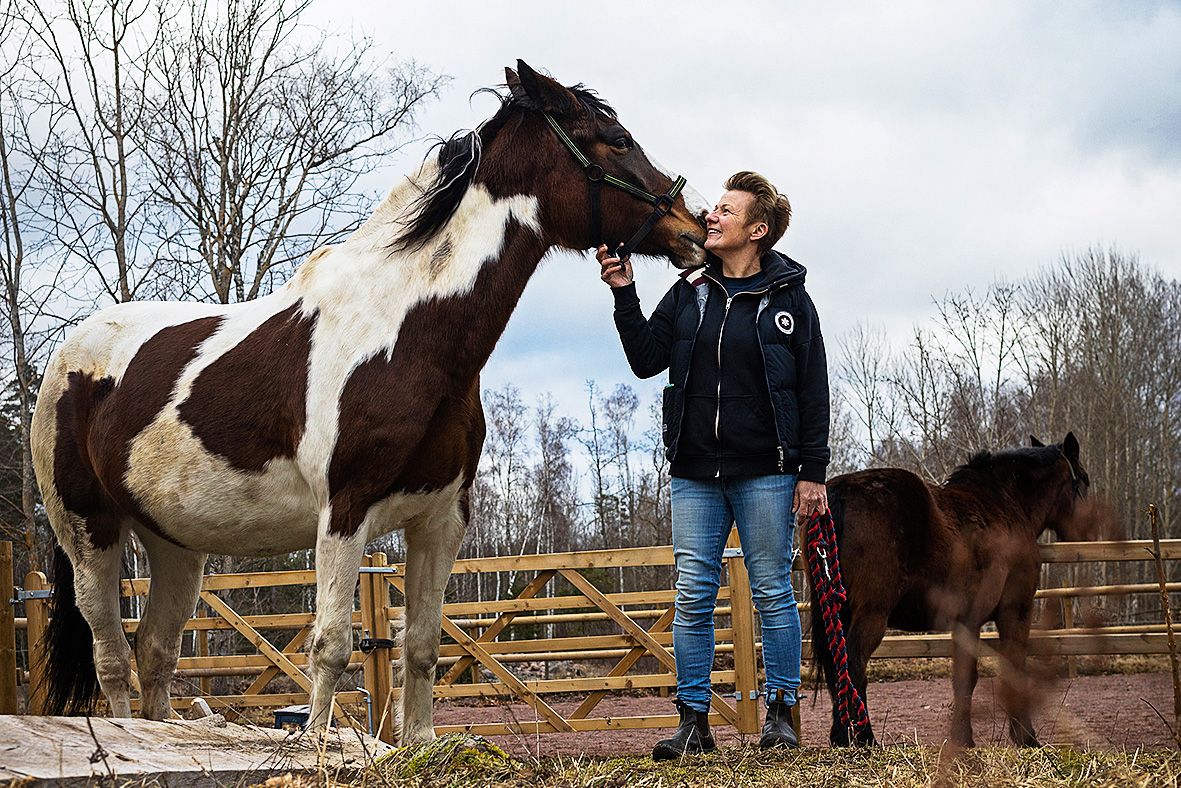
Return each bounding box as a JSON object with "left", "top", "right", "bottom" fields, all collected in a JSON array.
[{"left": 543, "top": 112, "right": 687, "bottom": 260}]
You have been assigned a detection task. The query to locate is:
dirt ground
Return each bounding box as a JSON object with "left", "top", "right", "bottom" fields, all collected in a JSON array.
[{"left": 432, "top": 672, "right": 1177, "bottom": 758}]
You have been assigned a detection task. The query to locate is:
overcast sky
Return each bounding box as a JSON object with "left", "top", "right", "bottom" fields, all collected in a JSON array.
[{"left": 309, "top": 0, "right": 1181, "bottom": 425}]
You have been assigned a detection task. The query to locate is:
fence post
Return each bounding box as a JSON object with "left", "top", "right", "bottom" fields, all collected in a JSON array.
[
  {"left": 0, "top": 542, "right": 16, "bottom": 714},
  {"left": 360, "top": 553, "right": 396, "bottom": 743},
  {"left": 726, "top": 528, "right": 759, "bottom": 734},
  {"left": 24, "top": 571, "right": 48, "bottom": 715},
  {"left": 196, "top": 609, "right": 211, "bottom": 697},
  {"left": 1062, "top": 593, "right": 1078, "bottom": 680}
]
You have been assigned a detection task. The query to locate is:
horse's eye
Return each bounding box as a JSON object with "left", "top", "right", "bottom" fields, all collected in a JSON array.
[{"left": 612, "top": 137, "right": 633, "bottom": 151}]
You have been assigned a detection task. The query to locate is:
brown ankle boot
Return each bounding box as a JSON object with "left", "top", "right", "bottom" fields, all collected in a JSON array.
[{"left": 653, "top": 700, "right": 716, "bottom": 760}]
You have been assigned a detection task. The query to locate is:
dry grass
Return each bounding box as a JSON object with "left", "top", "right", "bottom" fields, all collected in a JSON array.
[{"left": 354, "top": 738, "right": 1180, "bottom": 788}]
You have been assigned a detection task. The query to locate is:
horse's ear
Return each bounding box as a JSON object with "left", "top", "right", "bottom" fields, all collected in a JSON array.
[
  {"left": 1030, "top": 436, "right": 1045, "bottom": 447},
  {"left": 515, "top": 59, "right": 578, "bottom": 115},
  {"left": 1063, "top": 431, "right": 1080, "bottom": 461},
  {"left": 505, "top": 67, "right": 527, "bottom": 100}
]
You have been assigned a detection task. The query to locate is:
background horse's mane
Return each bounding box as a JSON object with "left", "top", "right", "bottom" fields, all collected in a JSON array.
[
  {"left": 391, "top": 81, "right": 617, "bottom": 253},
  {"left": 944, "top": 445, "right": 1061, "bottom": 487}
]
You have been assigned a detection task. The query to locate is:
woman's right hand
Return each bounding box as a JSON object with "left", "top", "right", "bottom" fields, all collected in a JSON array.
[{"left": 598, "top": 244, "right": 634, "bottom": 288}]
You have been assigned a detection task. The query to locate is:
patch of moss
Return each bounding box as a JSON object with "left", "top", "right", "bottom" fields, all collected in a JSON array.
[{"left": 376, "top": 732, "right": 516, "bottom": 781}]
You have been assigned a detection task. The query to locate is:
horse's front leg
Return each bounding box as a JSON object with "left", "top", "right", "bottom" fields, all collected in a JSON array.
[
  {"left": 307, "top": 508, "right": 370, "bottom": 731},
  {"left": 995, "top": 598, "right": 1040, "bottom": 746},
  {"left": 950, "top": 623, "right": 981, "bottom": 747},
  {"left": 399, "top": 489, "right": 469, "bottom": 745}
]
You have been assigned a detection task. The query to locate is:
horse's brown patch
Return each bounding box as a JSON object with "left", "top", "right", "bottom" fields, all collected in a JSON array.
[
  {"left": 326, "top": 222, "right": 541, "bottom": 537},
  {"left": 53, "top": 372, "right": 122, "bottom": 549},
  {"left": 55, "top": 317, "right": 223, "bottom": 548},
  {"left": 179, "top": 302, "right": 316, "bottom": 471}
]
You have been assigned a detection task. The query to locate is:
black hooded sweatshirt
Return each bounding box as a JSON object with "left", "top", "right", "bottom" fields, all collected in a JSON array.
[{"left": 611, "top": 250, "right": 830, "bottom": 482}]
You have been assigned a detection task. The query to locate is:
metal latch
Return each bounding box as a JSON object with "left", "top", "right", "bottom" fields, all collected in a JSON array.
[
  {"left": 10, "top": 587, "right": 54, "bottom": 605},
  {"left": 359, "top": 637, "right": 396, "bottom": 653}
]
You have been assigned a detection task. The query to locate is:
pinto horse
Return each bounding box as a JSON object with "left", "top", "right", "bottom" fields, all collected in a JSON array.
[
  {"left": 811, "top": 433, "right": 1098, "bottom": 748},
  {"left": 31, "top": 61, "right": 707, "bottom": 743}
]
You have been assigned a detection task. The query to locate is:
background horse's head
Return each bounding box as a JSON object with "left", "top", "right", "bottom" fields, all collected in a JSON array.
[
  {"left": 395, "top": 60, "right": 707, "bottom": 268},
  {"left": 1028, "top": 432, "right": 1106, "bottom": 541}
]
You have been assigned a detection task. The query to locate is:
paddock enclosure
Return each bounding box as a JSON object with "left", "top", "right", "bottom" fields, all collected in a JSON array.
[{"left": 1, "top": 535, "right": 1176, "bottom": 747}]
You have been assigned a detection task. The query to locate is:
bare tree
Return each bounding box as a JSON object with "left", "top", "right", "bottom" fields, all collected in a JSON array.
[
  {"left": 0, "top": 0, "right": 73, "bottom": 571},
  {"left": 837, "top": 321, "right": 893, "bottom": 468},
  {"left": 145, "top": 0, "right": 446, "bottom": 302},
  {"left": 22, "top": 0, "right": 168, "bottom": 304}
]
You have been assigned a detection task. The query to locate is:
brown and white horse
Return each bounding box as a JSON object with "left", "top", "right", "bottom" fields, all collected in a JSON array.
[{"left": 31, "top": 61, "right": 707, "bottom": 743}]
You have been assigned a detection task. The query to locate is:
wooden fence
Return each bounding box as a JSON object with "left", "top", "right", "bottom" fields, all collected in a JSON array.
[{"left": 2, "top": 536, "right": 1178, "bottom": 744}]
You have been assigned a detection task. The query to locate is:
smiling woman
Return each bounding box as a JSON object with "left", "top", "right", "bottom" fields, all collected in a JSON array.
[{"left": 598, "top": 170, "right": 831, "bottom": 760}]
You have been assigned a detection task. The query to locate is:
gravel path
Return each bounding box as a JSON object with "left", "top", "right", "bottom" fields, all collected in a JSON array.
[{"left": 432, "top": 672, "right": 1176, "bottom": 758}]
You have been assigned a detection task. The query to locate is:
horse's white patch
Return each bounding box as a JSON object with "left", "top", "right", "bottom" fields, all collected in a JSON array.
[
  {"left": 294, "top": 181, "right": 539, "bottom": 489},
  {"left": 774, "top": 310, "right": 794, "bottom": 335},
  {"left": 648, "top": 154, "right": 710, "bottom": 221}
]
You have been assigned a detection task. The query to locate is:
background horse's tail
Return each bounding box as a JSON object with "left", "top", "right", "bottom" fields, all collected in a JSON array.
[
  {"left": 806, "top": 490, "right": 845, "bottom": 701},
  {"left": 41, "top": 545, "right": 100, "bottom": 714}
]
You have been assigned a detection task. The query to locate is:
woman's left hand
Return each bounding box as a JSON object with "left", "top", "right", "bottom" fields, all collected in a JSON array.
[{"left": 793, "top": 480, "right": 828, "bottom": 525}]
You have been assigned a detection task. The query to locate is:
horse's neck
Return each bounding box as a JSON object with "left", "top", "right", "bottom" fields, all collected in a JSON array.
[
  {"left": 285, "top": 174, "right": 547, "bottom": 386},
  {"left": 943, "top": 475, "right": 1049, "bottom": 538}
]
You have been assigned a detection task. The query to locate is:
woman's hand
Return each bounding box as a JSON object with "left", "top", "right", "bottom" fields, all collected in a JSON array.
[
  {"left": 598, "top": 244, "right": 634, "bottom": 288},
  {"left": 793, "top": 480, "right": 829, "bottom": 525}
]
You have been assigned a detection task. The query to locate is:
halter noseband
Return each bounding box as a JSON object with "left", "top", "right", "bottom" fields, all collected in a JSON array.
[{"left": 543, "top": 112, "right": 687, "bottom": 259}]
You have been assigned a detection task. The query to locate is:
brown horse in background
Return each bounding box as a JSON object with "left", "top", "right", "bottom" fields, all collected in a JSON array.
[{"left": 812, "top": 433, "right": 1099, "bottom": 747}]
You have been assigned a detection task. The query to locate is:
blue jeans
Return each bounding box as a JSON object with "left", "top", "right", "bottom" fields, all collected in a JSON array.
[{"left": 670, "top": 474, "right": 801, "bottom": 712}]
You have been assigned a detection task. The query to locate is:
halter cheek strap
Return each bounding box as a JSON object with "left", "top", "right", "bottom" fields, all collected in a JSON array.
[
  {"left": 542, "top": 112, "right": 687, "bottom": 258},
  {"left": 1062, "top": 449, "right": 1083, "bottom": 497}
]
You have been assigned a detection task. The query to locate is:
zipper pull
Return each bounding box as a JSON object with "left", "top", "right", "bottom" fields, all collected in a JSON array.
[{"left": 778, "top": 446, "right": 785, "bottom": 473}]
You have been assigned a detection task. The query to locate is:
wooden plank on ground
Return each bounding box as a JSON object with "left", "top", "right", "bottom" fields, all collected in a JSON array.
[{"left": 0, "top": 715, "right": 387, "bottom": 786}]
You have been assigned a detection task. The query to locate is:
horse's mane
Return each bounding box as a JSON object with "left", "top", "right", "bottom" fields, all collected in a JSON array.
[
  {"left": 944, "top": 445, "right": 1061, "bottom": 487},
  {"left": 390, "top": 82, "right": 616, "bottom": 253}
]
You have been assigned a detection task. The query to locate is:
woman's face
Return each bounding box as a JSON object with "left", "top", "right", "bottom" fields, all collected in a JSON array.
[{"left": 704, "top": 190, "right": 763, "bottom": 255}]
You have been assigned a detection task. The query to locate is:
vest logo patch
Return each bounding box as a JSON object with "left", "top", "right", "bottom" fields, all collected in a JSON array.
[{"left": 774, "top": 311, "right": 795, "bottom": 335}]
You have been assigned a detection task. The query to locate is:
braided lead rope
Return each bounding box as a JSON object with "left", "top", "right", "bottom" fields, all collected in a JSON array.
[{"left": 806, "top": 509, "right": 870, "bottom": 736}]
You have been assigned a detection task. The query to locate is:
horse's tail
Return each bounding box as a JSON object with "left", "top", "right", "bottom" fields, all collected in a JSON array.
[
  {"left": 806, "top": 490, "right": 845, "bottom": 702},
  {"left": 40, "top": 544, "right": 100, "bottom": 715}
]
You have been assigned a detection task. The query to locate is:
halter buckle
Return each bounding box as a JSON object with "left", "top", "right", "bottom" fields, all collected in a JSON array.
[
  {"left": 653, "top": 193, "right": 676, "bottom": 217},
  {"left": 586, "top": 164, "right": 605, "bottom": 183}
]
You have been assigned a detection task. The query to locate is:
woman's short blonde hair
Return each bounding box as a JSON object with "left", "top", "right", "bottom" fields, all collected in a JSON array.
[{"left": 726, "top": 171, "right": 791, "bottom": 255}]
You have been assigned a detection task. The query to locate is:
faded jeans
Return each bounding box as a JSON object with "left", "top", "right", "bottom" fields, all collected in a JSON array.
[{"left": 670, "top": 474, "right": 801, "bottom": 712}]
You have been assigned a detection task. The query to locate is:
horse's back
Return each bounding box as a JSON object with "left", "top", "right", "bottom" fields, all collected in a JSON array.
[{"left": 827, "top": 468, "right": 946, "bottom": 622}]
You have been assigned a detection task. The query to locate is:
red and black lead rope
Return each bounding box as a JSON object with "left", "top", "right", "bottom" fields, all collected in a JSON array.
[{"left": 805, "top": 508, "right": 871, "bottom": 736}]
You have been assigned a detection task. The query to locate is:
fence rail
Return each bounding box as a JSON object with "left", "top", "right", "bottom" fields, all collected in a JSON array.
[{"left": 1, "top": 537, "right": 1176, "bottom": 744}]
